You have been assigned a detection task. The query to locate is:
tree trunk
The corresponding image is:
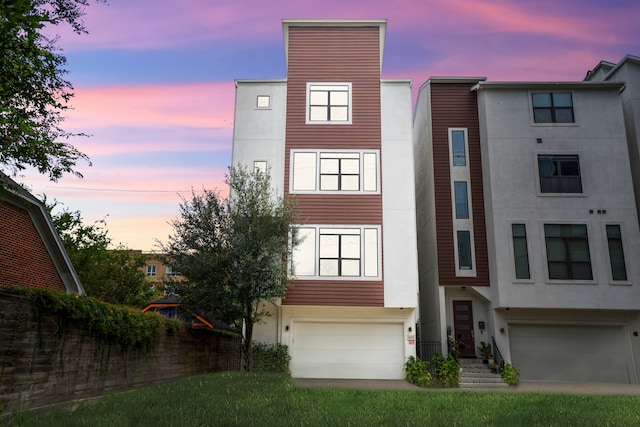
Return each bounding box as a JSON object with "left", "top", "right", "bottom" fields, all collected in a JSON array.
[{"left": 244, "top": 315, "right": 254, "bottom": 372}]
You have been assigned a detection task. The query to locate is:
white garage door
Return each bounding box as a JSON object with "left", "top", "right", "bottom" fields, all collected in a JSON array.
[
  {"left": 509, "top": 324, "right": 631, "bottom": 383},
  {"left": 291, "top": 322, "right": 404, "bottom": 379}
]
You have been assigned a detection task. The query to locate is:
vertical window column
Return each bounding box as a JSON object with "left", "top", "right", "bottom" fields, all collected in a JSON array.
[
  {"left": 606, "top": 224, "right": 627, "bottom": 281},
  {"left": 449, "top": 128, "right": 475, "bottom": 276}
]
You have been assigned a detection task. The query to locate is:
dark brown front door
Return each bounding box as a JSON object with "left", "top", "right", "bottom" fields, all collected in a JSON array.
[{"left": 453, "top": 300, "right": 475, "bottom": 357}]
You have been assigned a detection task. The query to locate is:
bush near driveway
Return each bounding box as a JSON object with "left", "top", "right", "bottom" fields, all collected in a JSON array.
[{"left": 32, "top": 373, "right": 640, "bottom": 427}]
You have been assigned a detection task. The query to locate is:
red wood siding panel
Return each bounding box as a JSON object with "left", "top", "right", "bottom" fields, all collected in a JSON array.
[
  {"left": 0, "top": 201, "right": 66, "bottom": 292},
  {"left": 430, "top": 83, "right": 489, "bottom": 286},
  {"left": 284, "top": 280, "right": 383, "bottom": 306},
  {"left": 283, "top": 25, "right": 384, "bottom": 306}
]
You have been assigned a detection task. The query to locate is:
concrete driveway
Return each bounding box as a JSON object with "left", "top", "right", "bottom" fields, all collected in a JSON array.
[{"left": 293, "top": 378, "right": 640, "bottom": 395}]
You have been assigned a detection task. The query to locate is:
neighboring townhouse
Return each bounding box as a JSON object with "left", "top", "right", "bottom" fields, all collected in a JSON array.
[
  {"left": 0, "top": 172, "right": 84, "bottom": 295},
  {"left": 232, "top": 19, "right": 419, "bottom": 379},
  {"left": 414, "top": 78, "right": 640, "bottom": 383},
  {"left": 585, "top": 55, "right": 640, "bottom": 223}
]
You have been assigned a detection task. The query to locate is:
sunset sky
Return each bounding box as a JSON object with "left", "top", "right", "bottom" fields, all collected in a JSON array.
[{"left": 20, "top": 0, "right": 640, "bottom": 251}]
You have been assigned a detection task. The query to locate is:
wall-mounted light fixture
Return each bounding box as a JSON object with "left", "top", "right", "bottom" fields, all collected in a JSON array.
[
  {"left": 408, "top": 326, "right": 412, "bottom": 332},
  {"left": 285, "top": 325, "right": 289, "bottom": 331},
  {"left": 500, "top": 328, "right": 505, "bottom": 333},
  {"left": 634, "top": 331, "right": 638, "bottom": 337}
]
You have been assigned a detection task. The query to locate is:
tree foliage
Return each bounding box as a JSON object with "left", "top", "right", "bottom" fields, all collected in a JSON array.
[
  {"left": 47, "top": 200, "right": 156, "bottom": 308},
  {"left": 162, "top": 166, "right": 297, "bottom": 371},
  {"left": 0, "top": 0, "right": 101, "bottom": 180}
]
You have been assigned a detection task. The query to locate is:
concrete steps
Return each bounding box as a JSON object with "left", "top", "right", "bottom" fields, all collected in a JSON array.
[{"left": 458, "top": 358, "right": 509, "bottom": 389}]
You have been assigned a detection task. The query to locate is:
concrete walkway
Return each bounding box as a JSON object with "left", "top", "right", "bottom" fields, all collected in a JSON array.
[{"left": 293, "top": 378, "right": 640, "bottom": 395}]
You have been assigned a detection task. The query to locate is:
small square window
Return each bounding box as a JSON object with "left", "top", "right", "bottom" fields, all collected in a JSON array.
[
  {"left": 146, "top": 265, "right": 157, "bottom": 277},
  {"left": 254, "top": 161, "right": 267, "bottom": 174},
  {"left": 256, "top": 95, "right": 270, "bottom": 109}
]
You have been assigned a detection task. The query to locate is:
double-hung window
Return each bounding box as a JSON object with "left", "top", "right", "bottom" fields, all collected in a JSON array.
[
  {"left": 291, "top": 226, "right": 380, "bottom": 279},
  {"left": 544, "top": 224, "right": 592, "bottom": 280},
  {"left": 532, "top": 92, "right": 574, "bottom": 123},
  {"left": 307, "top": 83, "right": 351, "bottom": 124},
  {"left": 290, "top": 150, "right": 379, "bottom": 193},
  {"left": 538, "top": 154, "right": 582, "bottom": 193},
  {"left": 146, "top": 265, "right": 157, "bottom": 277}
]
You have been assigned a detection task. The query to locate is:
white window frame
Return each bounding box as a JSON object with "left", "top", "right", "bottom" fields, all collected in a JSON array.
[
  {"left": 253, "top": 160, "right": 268, "bottom": 174},
  {"left": 306, "top": 82, "right": 352, "bottom": 124},
  {"left": 290, "top": 225, "right": 381, "bottom": 280},
  {"left": 256, "top": 95, "right": 271, "bottom": 109},
  {"left": 289, "top": 149, "right": 380, "bottom": 194},
  {"left": 146, "top": 265, "right": 157, "bottom": 277}
]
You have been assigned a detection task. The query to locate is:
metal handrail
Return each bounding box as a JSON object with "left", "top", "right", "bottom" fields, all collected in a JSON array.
[{"left": 491, "top": 336, "right": 505, "bottom": 369}]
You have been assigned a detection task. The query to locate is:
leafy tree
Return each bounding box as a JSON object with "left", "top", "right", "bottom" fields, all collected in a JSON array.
[
  {"left": 48, "top": 200, "right": 156, "bottom": 307},
  {"left": 1, "top": 0, "right": 102, "bottom": 180},
  {"left": 162, "top": 166, "right": 298, "bottom": 371}
]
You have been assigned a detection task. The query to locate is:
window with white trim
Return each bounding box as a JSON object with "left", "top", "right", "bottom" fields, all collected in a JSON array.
[
  {"left": 253, "top": 160, "right": 267, "bottom": 174},
  {"left": 454, "top": 181, "right": 469, "bottom": 219},
  {"left": 290, "top": 150, "right": 379, "bottom": 193},
  {"left": 146, "top": 265, "right": 157, "bottom": 277},
  {"left": 256, "top": 95, "right": 270, "bottom": 109},
  {"left": 306, "top": 83, "right": 352, "bottom": 124},
  {"left": 291, "top": 226, "right": 380, "bottom": 279}
]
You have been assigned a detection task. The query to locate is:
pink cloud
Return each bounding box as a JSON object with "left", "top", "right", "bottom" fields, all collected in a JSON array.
[{"left": 65, "top": 82, "right": 235, "bottom": 130}]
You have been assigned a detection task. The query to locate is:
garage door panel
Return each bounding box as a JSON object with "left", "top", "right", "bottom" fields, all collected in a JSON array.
[
  {"left": 291, "top": 322, "right": 404, "bottom": 379},
  {"left": 510, "top": 325, "right": 630, "bottom": 383}
]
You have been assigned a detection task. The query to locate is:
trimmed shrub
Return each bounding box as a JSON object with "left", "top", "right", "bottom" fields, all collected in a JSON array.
[{"left": 252, "top": 342, "right": 291, "bottom": 373}]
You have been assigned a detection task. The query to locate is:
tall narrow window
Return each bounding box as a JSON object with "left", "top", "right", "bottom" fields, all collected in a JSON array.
[
  {"left": 512, "top": 224, "right": 530, "bottom": 279},
  {"left": 146, "top": 265, "right": 156, "bottom": 277},
  {"left": 454, "top": 181, "right": 469, "bottom": 219},
  {"left": 451, "top": 130, "right": 466, "bottom": 166},
  {"left": 457, "top": 231, "right": 473, "bottom": 270},
  {"left": 532, "top": 92, "right": 574, "bottom": 123},
  {"left": 606, "top": 225, "right": 627, "bottom": 281},
  {"left": 544, "top": 224, "right": 592, "bottom": 280}
]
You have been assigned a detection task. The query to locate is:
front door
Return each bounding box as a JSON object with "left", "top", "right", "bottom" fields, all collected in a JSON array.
[{"left": 452, "top": 300, "right": 475, "bottom": 357}]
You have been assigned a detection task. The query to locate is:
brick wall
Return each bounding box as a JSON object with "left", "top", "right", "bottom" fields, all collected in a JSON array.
[
  {"left": 0, "top": 290, "right": 241, "bottom": 414},
  {"left": 0, "top": 201, "right": 66, "bottom": 292}
]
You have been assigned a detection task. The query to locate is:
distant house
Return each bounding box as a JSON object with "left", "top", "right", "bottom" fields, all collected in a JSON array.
[
  {"left": 0, "top": 173, "right": 84, "bottom": 295},
  {"left": 142, "top": 294, "right": 233, "bottom": 331},
  {"left": 140, "top": 253, "right": 184, "bottom": 286}
]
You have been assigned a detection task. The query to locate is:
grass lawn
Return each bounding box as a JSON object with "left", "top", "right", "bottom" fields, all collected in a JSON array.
[{"left": 25, "top": 372, "right": 640, "bottom": 426}]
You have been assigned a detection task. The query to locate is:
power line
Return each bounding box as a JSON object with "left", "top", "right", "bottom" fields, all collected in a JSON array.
[{"left": 45, "top": 186, "right": 206, "bottom": 194}]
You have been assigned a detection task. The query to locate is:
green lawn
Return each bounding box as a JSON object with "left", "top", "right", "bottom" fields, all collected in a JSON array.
[{"left": 25, "top": 373, "right": 640, "bottom": 426}]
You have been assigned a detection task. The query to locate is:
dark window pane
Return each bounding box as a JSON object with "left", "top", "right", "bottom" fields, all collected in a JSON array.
[
  {"left": 544, "top": 224, "right": 592, "bottom": 280},
  {"left": 553, "top": 92, "right": 573, "bottom": 107},
  {"left": 606, "top": 224, "right": 627, "bottom": 281},
  {"left": 454, "top": 181, "right": 469, "bottom": 219},
  {"left": 457, "top": 231, "right": 473, "bottom": 270},
  {"left": 512, "top": 224, "right": 530, "bottom": 279},
  {"left": 532, "top": 93, "right": 552, "bottom": 107},
  {"left": 538, "top": 155, "right": 582, "bottom": 193}
]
